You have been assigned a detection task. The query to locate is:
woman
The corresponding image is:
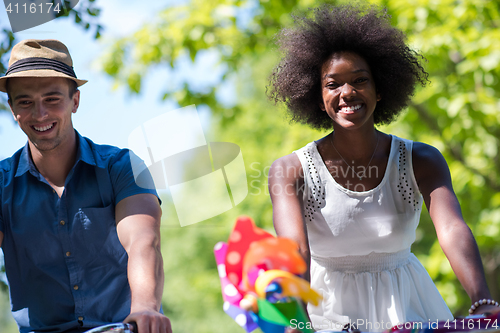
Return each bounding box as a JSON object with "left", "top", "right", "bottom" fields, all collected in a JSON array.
[{"left": 267, "top": 4, "right": 498, "bottom": 332}]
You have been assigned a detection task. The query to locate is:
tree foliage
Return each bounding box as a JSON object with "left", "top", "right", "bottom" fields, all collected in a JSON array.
[
  {"left": 380, "top": 0, "right": 500, "bottom": 311},
  {"left": 1, "top": 0, "right": 499, "bottom": 331},
  {"left": 100, "top": 1, "right": 500, "bottom": 330}
]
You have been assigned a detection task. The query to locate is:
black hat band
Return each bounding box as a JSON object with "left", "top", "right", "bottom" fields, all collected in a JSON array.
[{"left": 5, "top": 57, "right": 77, "bottom": 78}]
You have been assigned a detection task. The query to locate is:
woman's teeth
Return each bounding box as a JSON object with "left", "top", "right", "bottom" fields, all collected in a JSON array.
[{"left": 340, "top": 104, "right": 362, "bottom": 112}]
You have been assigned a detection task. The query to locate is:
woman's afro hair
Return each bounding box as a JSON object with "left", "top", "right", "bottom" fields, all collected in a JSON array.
[{"left": 267, "top": 3, "right": 428, "bottom": 129}]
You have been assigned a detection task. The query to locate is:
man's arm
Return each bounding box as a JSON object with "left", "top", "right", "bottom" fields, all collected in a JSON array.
[{"left": 116, "top": 193, "right": 172, "bottom": 333}]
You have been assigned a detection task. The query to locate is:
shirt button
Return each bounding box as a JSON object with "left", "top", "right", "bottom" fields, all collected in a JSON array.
[
  {"left": 66, "top": 252, "right": 71, "bottom": 257},
  {"left": 60, "top": 220, "right": 65, "bottom": 226},
  {"left": 73, "top": 285, "right": 79, "bottom": 290}
]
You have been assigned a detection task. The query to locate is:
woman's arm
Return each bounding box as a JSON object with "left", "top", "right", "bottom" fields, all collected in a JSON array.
[
  {"left": 269, "top": 153, "right": 310, "bottom": 280},
  {"left": 413, "top": 142, "right": 498, "bottom": 315},
  {"left": 269, "top": 154, "right": 314, "bottom": 332}
]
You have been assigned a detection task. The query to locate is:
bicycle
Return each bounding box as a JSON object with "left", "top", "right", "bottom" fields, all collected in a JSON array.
[{"left": 84, "top": 322, "right": 137, "bottom": 333}]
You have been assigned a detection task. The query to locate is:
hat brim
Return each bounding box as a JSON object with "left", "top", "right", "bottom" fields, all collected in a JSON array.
[{"left": 0, "top": 69, "right": 87, "bottom": 93}]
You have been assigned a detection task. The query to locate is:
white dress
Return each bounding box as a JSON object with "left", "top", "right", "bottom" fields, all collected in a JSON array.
[{"left": 294, "top": 135, "right": 453, "bottom": 332}]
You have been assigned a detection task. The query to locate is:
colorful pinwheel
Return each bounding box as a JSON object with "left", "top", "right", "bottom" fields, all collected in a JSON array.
[{"left": 214, "top": 216, "right": 322, "bottom": 333}]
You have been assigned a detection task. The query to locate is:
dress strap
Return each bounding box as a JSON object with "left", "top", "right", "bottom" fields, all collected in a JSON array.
[{"left": 294, "top": 143, "right": 325, "bottom": 223}]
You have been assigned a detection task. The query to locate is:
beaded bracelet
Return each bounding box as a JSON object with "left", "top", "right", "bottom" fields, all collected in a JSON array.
[{"left": 469, "top": 299, "right": 500, "bottom": 314}]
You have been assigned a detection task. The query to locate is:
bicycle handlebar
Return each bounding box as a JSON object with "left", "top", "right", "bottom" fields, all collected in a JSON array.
[{"left": 84, "top": 322, "right": 137, "bottom": 333}]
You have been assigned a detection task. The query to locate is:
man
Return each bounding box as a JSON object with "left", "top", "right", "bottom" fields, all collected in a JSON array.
[{"left": 0, "top": 39, "right": 172, "bottom": 333}]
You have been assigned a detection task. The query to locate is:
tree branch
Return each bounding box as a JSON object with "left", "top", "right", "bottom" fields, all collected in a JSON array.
[{"left": 410, "top": 102, "right": 500, "bottom": 192}]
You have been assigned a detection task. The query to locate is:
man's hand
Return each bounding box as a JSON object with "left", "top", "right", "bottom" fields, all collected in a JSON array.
[{"left": 124, "top": 308, "right": 172, "bottom": 333}]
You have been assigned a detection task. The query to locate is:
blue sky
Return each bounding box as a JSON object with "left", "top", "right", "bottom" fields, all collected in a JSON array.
[{"left": 0, "top": 0, "right": 227, "bottom": 159}]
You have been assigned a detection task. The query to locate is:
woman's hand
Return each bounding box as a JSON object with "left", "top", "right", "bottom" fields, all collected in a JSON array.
[
  {"left": 286, "top": 323, "right": 319, "bottom": 333},
  {"left": 286, "top": 327, "right": 309, "bottom": 333},
  {"left": 472, "top": 304, "right": 500, "bottom": 316}
]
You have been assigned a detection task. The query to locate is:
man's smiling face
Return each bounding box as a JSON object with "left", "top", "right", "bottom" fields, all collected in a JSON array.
[{"left": 8, "top": 77, "right": 80, "bottom": 153}]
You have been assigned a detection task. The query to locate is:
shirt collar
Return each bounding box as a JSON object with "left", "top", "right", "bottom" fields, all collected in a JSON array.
[
  {"left": 14, "top": 130, "right": 97, "bottom": 178},
  {"left": 15, "top": 142, "right": 35, "bottom": 177},
  {"left": 76, "top": 131, "right": 97, "bottom": 167}
]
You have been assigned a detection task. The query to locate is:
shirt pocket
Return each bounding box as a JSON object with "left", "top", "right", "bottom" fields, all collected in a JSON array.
[{"left": 73, "top": 204, "right": 127, "bottom": 262}]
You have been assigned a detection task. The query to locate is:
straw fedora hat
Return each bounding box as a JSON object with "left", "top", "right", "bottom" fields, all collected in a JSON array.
[{"left": 0, "top": 39, "right": 87, "bottom": 93}]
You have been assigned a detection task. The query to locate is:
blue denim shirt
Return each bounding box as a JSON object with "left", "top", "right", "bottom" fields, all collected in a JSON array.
[{"left": 0, "top": 132, "right": 158, "bottom": 333}]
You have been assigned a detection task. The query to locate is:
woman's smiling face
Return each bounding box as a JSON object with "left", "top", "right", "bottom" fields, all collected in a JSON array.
[{"left": 320, "top": 51, "right": 380, "bottom": 130}]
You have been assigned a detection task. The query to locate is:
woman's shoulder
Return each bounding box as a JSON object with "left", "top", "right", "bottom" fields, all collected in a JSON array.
[
  {"left": 269, "top": 141, "right": 318, "bottom": 185},
  {"left": 272, "top": 141, "right": 316, "bottom": 170},
  {"left": 390, "top": 135, "right": 446, "bottom": 164},
  {"left": 411, "top": 141, "right": 447, "bottom": 165},
  {"left": 410, "top": 141, "right": 450, "bottom": 189},
  {"left": 270, "top": 152, "right": 304, "bottom": 183}
]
